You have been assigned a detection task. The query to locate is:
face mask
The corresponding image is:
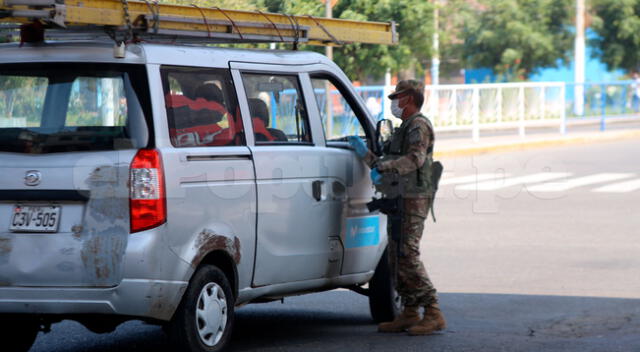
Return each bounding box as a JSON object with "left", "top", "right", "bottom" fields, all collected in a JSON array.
[{"left": 390, "top": 98, "right": 403, "bottom": 118}]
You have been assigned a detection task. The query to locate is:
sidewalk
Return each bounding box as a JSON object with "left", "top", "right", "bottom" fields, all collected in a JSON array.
[{"left": 434, "top": 127, "right": 640, "bottom": 158}]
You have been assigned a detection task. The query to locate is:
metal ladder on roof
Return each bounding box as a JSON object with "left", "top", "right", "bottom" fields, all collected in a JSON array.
[{"left": 0, "top": 0, "right": 397, "bottom": 46}]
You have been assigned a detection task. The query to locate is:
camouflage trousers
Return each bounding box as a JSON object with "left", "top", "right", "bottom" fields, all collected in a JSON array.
[{"left": 387, "top": 197, "right": 438, "bottom": 308}]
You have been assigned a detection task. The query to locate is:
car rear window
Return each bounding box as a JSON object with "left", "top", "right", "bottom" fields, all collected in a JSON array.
[{"left": 0, "top": 63, "right": 151, "bottom": 154}]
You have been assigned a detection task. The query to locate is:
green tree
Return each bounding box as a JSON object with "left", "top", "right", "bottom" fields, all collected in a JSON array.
[
  {"left": 462, "top": 0, "right": 573, "bottom": 80},
  {"left": 168, "top": 0, "right": 259, "bottom": 10},
  {"left": 162, "top": 0, "right": 433, "bottom": 82},
  {"left": 437, "top": 0, "right": 474, "bottom": 82},
  {"left": 258, "top": 0, "right": 434, "bottom": 83},
  {"left": 590, "top": 0, "right": 640, "bottom": 73},
  {"left": 334, "top": 0, "right": 434, "bottom": 82}
]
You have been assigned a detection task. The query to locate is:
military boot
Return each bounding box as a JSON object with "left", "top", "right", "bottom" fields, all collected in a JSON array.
[
  {"left": 377, "top": 306, "right": 421, "bottom": 333},
  {"left": 407, "top": 304, "right": 446, "bottom": 336}
]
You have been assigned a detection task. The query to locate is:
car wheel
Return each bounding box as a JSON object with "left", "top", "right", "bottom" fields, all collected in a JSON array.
[
  {"left": 368, "top": 249, "right": 401, "bottom": 323},
  {"left": 0, "top": 316, "right": 39, "bottom": 352},
  {"left": 166, "top": 265, "right": 235, "bottom": 352}
]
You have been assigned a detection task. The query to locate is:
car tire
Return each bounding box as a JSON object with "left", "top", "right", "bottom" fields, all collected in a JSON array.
[
  {"left": 166, "top": 265, "right": 235, "bottom": 352},
  {"left": 368, "top": 249, "right": 401, "bottom": 323},
  {"left": 0, "top": 316, "right": 39, "bottom": 352}
]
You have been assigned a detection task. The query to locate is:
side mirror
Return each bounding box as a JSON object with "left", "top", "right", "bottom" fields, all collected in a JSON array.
[
  {"left": 375, "top": 119, "right": 393, "bottom": 155},
  {"left": 376, "top": 119, "right": 393, "bottom": 142}
]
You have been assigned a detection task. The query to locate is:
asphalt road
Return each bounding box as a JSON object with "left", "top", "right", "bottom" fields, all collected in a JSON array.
[{"left": 30, "top": 138, "right": 640, "bottom": 352}]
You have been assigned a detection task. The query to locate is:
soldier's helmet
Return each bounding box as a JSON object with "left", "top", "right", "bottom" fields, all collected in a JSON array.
[
  {"left": 388, "top": 79, "right": 425, "bottom": 109},
  {"left": 388, "top": 79, "right": 425, "bottom": 99}
]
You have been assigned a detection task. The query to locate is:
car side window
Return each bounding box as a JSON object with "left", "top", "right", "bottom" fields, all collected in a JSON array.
[
  {"left": 161, "top": 66, "right": 245, "bottom": 147},
  {"left": 241, "top": 73, "right": 312, "bottom": 145},
  {"left": 311, "top": 77, "right": 366, "bottom": 142}
]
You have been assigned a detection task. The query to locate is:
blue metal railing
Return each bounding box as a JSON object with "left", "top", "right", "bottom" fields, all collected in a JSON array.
[
  {"left": 273, "top": 81, "right": 640, "bottom": 136},
  {"left": 276, "top": 86, "right": 386, "bottom": 137},
  {"left": 565, "top": 81, "right": 640, "bottom": 131}
]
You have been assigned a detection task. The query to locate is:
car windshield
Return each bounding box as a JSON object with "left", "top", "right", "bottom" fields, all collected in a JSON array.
[{"left": 0, "top": 63, "right": 151, "bottom": 154}]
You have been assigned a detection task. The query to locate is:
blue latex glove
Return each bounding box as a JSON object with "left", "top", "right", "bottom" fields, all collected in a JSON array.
[
  {"left": 347, "top": 136, "right": 368, "bottom": 158},
  {"left": 370, "top": 168, "right": 383, "bottom": 185}
]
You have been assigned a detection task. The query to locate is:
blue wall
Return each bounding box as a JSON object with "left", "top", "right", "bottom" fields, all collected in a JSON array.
[{"left": 465, "top": 29, "right": 625, "bottom": 84}]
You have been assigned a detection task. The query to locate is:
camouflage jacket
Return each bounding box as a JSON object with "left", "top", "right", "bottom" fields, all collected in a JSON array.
[{"left": 364, "top": 112, "right": 435, "bottom": 198}]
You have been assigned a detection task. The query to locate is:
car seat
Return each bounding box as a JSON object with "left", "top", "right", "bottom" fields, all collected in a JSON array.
[{"left": 248, "top": 98, "right": 288, "bottom": 142}]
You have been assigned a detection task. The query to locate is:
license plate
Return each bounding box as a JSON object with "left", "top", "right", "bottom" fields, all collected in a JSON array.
[{"left": 9, "top": 205, "right": 61, "bottom": 233}]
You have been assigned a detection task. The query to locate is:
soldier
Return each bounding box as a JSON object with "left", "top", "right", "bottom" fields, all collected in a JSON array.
[{"left": 349, "top": 79, "right": 445, "bottom": 335}]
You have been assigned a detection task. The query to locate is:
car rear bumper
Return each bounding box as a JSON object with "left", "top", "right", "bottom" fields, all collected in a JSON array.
[{"left": 0, "top": 279, "right": 187, "bottom": 321}]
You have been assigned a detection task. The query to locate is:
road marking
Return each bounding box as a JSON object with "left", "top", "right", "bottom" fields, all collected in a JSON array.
[
  {"left": 456, "top": 172, "right": 572, "bottom": 191},
  {"left": 592, "top": 178, "right": 640, "bottom": 193},
  {"left": 528, "top": 173, "right": 634, "bottom": 192},
  {"left": 440, "top": 173, "right": 510, "bottom": 186}
]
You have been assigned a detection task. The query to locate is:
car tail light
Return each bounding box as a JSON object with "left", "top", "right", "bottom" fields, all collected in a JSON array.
[{"left": 129, "top": 149, "right": 166, "bottom": 233}]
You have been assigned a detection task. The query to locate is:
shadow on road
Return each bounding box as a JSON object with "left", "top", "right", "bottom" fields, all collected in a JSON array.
[{"left": 30, "top": 292, "right": 640, "bottom": 352}]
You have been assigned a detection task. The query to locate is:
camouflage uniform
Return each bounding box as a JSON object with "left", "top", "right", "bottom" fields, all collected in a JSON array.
[{"left": 364, "top": 112, "right": 438, "bottom": 308}]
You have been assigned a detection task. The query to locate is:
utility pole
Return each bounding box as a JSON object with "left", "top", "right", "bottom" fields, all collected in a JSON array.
[
  {"left": 431, "top": 0, "right": 440, "bottom": 86},
  {"left": 325, "top": 0, "right": 333, "bottom": 62},
  {"left": 324, "top": 0, "right": 336, "bottom": 136},
  {"left": 574, "top": 0, "right": 585, "bottom": 116}
]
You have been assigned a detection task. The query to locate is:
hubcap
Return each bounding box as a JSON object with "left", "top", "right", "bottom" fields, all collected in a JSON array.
[{"left": 195, "top": 282, "right": 227, "bottom": 347}]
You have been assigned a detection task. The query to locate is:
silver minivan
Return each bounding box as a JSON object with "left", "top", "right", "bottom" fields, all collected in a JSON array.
[{"left": 0, "top": 41, "right": 397, "bottom": 351}]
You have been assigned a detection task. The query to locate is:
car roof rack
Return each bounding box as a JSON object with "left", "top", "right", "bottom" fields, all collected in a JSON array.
[{"left": 0, "top": 0, "right": 397, "bottom": 47}]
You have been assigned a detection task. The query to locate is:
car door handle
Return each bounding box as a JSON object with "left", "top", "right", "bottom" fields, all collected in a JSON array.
[{"left": 312, "top": 180, "right": 324, "bottom": 202}]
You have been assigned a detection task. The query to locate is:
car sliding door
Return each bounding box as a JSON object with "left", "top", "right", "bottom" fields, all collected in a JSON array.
[{"left": 157, "top": 65, "right": 257, "bottom": 290}]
